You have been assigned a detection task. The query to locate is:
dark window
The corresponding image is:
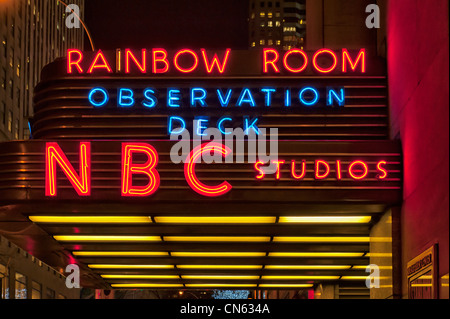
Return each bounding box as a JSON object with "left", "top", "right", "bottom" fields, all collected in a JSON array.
[
  {"left": 0, "top": 101, "right": 5, "bottom": 125},
  {"left": 2, "top": 39, "right": 6, "bottom": 58},
  {"left": 260, "top": 2, "right": 265, "bottom": 7},
  {"left": 9, "top": 79, "right": 13, "bottom": 99},
  {"left": 284, "top": 7, "right": 306, "bottom": 15},
  {"left": 46, "top": 288, "right": 55, "bottom": 299},
  {"left": 14, "top": 119, "right": 19, "bottom": 139},
  {"left": 1, "top": 68, "right": 6, "bottom": 89},
  {"left": 7, "top": 111, "right": 12, "bottom": 132}
]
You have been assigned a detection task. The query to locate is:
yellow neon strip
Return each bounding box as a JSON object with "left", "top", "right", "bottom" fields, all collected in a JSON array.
[
  {"left": 279, "top": 216, "right": 371, "bottom": 223},
  {"left": 260, "top": 284, "right": 314, "bottom": 288},
  {"left": 154, "top": 216, "right": 276, "bottom": 224},
  {"left": 171, "top": 252, "right": 266, "bottom": 257},
  {"left": 164, "top": 236, "right": 271, "bottom": 242},
  {"left": 73, "top": 251, "right": 168, "bottom": 257},
  {"left": 111, "top": 284, "right": 183, "bottom": 288},
  {"left": 185, "top": 284, "right": 257, "bottom": 288},
  {"left": 273, "top": 237, "right": 370, "bottom": 243},
  {"left": 341, "top": 276, "right": 389, "bottom": 280},
  {"left": 54, "top": 235, "right": 161, "bottom": 242},
  {"left": 262, "top": 275, "right": 339, "bottom": 280},
  {"left": 352, "top": 265, "right": 392, "bottom": 270},
  {"left": 182, "top": 275, "right": 260, "bottom": 280},
  {"left": 265, "top": 265, "right": 351, "bottom": 270},
  {"left": 410, "top": 284, "right": 432, "bottom": 287},
  {"left": 88, "top": 264, "right": 174, "bottom": 269},
  {"left": 268, "top": 252, "right": 365, "bottom": 257},
  {"left": 101, "top": 275, "right": 179, "bottom": 279},
  {"left": 29, "top": 216, "right": 152, "bottom": 223},
  {"left": 365, "top": 253, "right": 392, "bottom": 257},
  {"left": 177, "top": 265, "right": 263, "bottom": 270},
  {"left": 370, "top": 237, "right": 392, "bottom": 242}
]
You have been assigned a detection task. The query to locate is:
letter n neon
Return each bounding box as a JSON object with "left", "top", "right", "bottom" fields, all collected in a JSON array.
[{"left": 45, "top": 142, "right": 91, "bottom": 196}]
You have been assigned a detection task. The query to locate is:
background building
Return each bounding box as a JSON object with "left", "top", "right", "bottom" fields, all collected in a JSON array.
[
  {"left": 249, "top": 0, "right": 306, "bottom": 50},
  {"left": 0, "top": 0, "right": 84, "bottom": 142},
  {"left": 1, "top": 0, "right": 84, "bottom": 299}
]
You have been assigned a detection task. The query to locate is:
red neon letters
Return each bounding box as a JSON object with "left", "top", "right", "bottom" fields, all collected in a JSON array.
[
  {"left": 174, "top": 49, "right": 199, "bottom": 73},
  {"left": 45, "top": 142, "right": 390, "bottom": 197},
  {"left": 67, "top": 49, "right": 83, "bottom": 73},
  {"left": 342, "top": 49, "right": 366, "bottom": 73},
  {"left": 201, "top": 49, "right": 231, "bottom": 73},
  {"left": 184, "top": 143, "right": 233, "bottom": 197},
  {"left": 263, "top": 48, "right": 366, "bottom": 74},
  {"left": 121, "top": 143, "right": 160, "bottom": 197},
  {"left": 45, "top": 142, "right": 234, "bottom": 198},
  {"left": 68, "top": 48, "right": 232, "bottom": 74},
  {"left": 67, "top": 48, "right": 366, "bottom": 74},
  {"left": 348, "top": 160, "right": 369, "bottom": 180},
  {"left": 87, "top": 50, "right": 112, "bottom": 73},
  {"left": 152, "top": 49, "right": 170, "bottom": 73},
  {"left": 291, "top": 160, "right": 307, "bottom": 180},
  {"left": 254, "top": 159, "right": 389, "bottom": 181},
  {"left": 263, "top": 49, "right": 280, "bottom": 73},
  {"left": 315, "top": 160, "right": 331, "bottom": 179},
  {"left": 283, "top": 49, "right": 308, "bottom": 73},
  {"left": 45, "top": 142, "right": 91, "bottom": 196},
  {"left": 125, "top": 49, "right": 147, "bottom": 73}
]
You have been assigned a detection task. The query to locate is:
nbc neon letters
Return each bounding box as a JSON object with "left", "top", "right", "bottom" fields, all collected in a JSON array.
[{"left": 45, "top": 142, "right": 389, "bottom": 198}]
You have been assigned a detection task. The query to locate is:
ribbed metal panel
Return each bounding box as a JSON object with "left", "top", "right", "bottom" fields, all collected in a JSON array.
[{"left": 32, "top": 76, "right": 388, "bottom": 140}]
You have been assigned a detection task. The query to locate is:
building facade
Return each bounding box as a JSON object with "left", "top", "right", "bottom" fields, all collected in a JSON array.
[
  {"left": 0, "top": 0, "right": 448, "bottom": 300},
  {"left": 249, "top": 0, "right": 306, "bottom": 50},
  {"left": 0, "top": 0, "right": 84, "bottom": 142}
]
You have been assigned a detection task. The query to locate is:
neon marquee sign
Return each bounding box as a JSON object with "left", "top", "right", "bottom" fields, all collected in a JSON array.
[
  {"left": 45, "top": 142, "right": 389, "bottom": 198},
  {"left": 67, "top": 48, "right": 366, "bottom": 75},
  {"left": 66, "top": 48, "right": 366, "bottom": 136}
]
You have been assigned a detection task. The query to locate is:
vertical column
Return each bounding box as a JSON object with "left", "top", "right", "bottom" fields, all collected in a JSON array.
[{"left": 305, "top": 0, "right": 324, "bottom": 50}]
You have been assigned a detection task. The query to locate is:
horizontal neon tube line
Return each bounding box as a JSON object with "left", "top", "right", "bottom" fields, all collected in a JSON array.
[
  {"left": 164, "top": 236, "right": 271, "bottom": 242},
  {"left": 340, "top": 276, "right": 389, "bottom": 280},
  {"left": 177, "top": 265, "right": 263, "bottom": 270},
  {"left": 265, "top": 265, "right": 351, "bottom": 270},
  {"left": 278, "top": 216, "right": 371, "bottom": 223},
  {"left": 272, "top": 237, "right": 370, "bottom": 243},
  {"left": 73, "top": 251, "right": 168, "bottom": 257},
  {"left": 268, "top": 252, "right": 365, "bottom": 257},
  {"left": 365, "top": 253, "right": 392, "bottom": 257},
  {"left": 171, "top": 252, "right": 266, "bottom": 257},
  {"left": 352, "top": 265, "right": 392, "bottom": 270},
  {"left": 88, "top": 264, "right": 174, "bottom": 269},
  {"left": 260, "top": 284, "right": 314, "bottom": 288},
  {"left": 101, "top": 274, "right": 179, "bottom": 279},
  {"left": 262, "top": 275, "right": 340, "bottom": 280},
  {"left": 29, "top": 216, "right": 152, "bottom": 223},
  {"left": 54, "top": 235, "right": 161, "bottom": 242},
  {"left": 111, "top": 284, "right": 183, "bottom": 288},
  {"left": 185, "top": 284, "right": 257, "bottom": 288},
  {"left": 182, "top": 275, "right": 260, "bottom": 280},
  {"left": 154, "top": 216, "right": 276, "bottom": 224}
]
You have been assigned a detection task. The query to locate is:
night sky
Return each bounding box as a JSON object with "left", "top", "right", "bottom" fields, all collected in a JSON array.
[{"left": 84, "top": 0, "right": 249, "bottom": 50}]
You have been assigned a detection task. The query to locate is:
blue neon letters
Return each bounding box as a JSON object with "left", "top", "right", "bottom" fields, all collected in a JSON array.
[{"left": 88, "top": 87, "right": 345, "bottom": 108}]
